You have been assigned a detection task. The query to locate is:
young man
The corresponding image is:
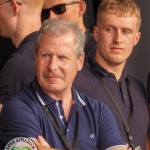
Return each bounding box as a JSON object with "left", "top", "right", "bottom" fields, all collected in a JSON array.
[
  {"left": 0, "top": 0, "right": 44, "bottom": 105},
  {"left": 41, "top": 0, "right": 96, "bottom": 61},
  {"left": 0, "top": 19, "right": 127, "bottom": 150},
  {"left": 73, "top": 0, "right": 149, "bottom": 149}
]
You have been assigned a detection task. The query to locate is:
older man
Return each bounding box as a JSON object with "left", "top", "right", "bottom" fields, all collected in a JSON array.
[{"left": 0, "top": 19, "right": 127, "bottom": 150}]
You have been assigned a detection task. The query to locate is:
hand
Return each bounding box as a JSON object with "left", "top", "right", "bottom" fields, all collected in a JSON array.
[
  {"left": 126, "top": 144, "right": 132, "bottom": 150},
  {"left": 34, "top": 135, "right": 58, "bottom": 150}
]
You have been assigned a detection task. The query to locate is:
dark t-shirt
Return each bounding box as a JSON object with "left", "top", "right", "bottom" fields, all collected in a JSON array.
[
  {"left": 0, "top": 32, "right": 38, "bottom": 104},
  {"left": 0, "top": 37, "right": 15, "bottom": 70}
]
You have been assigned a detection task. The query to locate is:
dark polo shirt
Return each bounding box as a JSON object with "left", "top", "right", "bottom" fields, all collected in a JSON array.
[
  {"left": 0, "top": 79, "right": 125, "bottom": 149},
  {"left": 0, "top": 32, "right": 38, "bottom": 104},
  {"left": 73, "top": 58, "right": 149, "bottom": 150}
]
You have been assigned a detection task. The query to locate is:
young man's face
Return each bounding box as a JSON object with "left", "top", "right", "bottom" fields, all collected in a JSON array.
[
  {"left": 94, "top": 11, "right": 141, "bottom": 69},
  {"left": 42, "top": 0, "right": 81, "bottom": 24},
  {"left": 35, "top": 32, "right": 84, "bottom": 97}
]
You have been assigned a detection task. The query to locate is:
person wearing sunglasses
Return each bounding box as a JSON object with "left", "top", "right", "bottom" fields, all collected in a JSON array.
[
  {"left": 0, "top": 0, "right": 45, "bottom": 107},
  {"left": 42, "top": 0, "right": 97, "bottom": 62}
]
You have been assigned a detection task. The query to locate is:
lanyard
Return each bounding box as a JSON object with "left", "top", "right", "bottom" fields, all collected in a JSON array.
[
  {"left": 94, "top": 71, "right": 134, "bottom": 147},
  {"left": 35, "top": 89, "right": 78, "bottom": 150},
  {"left": 88, "top": 61, "right": 137, "bottom": 149}
]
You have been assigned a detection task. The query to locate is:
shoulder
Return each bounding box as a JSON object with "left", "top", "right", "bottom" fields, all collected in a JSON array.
[
  {"left": 76, "top": 90, "right": 110, "bottom": 115},
  {"left": 76, "top": 91, "right": 125, "bottom": 149},
  {"left": 73, "top": 63, "right": 98, "bottom": 95},
  {"left": 2, "top": 85, "right": 38, "bottom": 113},
  {"left": 84, "top": 30, "right": 97, "bottom": 61},
  {"left": 127, "top": 75, "right": 146, "bottom": 93},
  {"left": 74, "top": 62, "right": 95, "bottom": 81},
  {"left": 0, "top": 84, "right": 42, "bottom": 128},
  {"left": 0, "top": 85, "right": 42, "bottom": 147}
]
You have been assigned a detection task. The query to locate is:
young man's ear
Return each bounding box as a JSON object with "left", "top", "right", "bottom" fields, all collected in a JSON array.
[
  {"left": 78, "top": 1, "right": 86, "bottom": 17},
  {"left": 133, "top": 32, "right": 141, "bottom": 46}
]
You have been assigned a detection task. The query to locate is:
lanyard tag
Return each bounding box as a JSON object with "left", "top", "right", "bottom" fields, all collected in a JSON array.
[{"left": 135, "top": 145, "right": 142, "bottom": 150}]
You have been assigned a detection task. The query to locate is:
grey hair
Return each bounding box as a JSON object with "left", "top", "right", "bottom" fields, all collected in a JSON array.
[{"left": 36, "top": 18, "right": 85, "bottom": 58}]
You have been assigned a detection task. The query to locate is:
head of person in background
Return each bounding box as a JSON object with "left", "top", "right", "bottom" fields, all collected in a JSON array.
[
  {"left": 0, "top": 0, "right": 44, "bottom": 47},
  {"left": 41, "top": 0, "right": 97, "bottom": 62},
  {"left": 94, "top": 0, "right": 141, "bottom": 80},
  {"left": 41, "top": 0, "right": 86, "bottom": 32},
  {"left": 0, "top": 0, "right": 45, "bottom": 107}
]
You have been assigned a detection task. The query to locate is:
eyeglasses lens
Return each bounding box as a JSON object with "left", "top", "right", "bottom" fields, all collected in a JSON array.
[
  {"left": 41, "top": 4, "right": 67, "bottom": 22},
  {"left": 52, "top": 4, "right": 66, "bottom": 15},
  {"left": 41, "top": 9, "right": 50, "bottom": 22}
]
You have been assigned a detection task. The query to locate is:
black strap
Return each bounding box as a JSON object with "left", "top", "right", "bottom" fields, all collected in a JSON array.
[
  {"left": 92, "top": 70, "right": 136, "bottom": 149},
  {"left": 42, "top": 105, "right": 78, "bottom": 150}
]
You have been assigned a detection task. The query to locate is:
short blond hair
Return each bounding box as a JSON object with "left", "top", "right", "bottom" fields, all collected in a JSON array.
[{"left": 97, "top": 0, "right": 141, "bottom": 30}]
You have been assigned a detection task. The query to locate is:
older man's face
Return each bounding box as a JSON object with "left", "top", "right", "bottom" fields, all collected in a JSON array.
[
  {"left": 35, "top": 32, "right": 84, "bottom": 97},
  {"left": 42, "top": 0, "right": 81, "bottom": 24}
]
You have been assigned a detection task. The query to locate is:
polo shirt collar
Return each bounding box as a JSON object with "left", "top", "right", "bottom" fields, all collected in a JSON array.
[
  {"left": 86, "top": 57, "right": 127, "bottom": 79},
  {"left": 33, "top": 78, "right": 86, "bottom": 107}
]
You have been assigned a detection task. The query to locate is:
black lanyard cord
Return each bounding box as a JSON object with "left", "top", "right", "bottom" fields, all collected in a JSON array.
[
  {"left": 92, "top": 69, "right": 135, "bottom": 148},
  {"left": 42, "top": 105, "right": 78, "bottom": 150}
]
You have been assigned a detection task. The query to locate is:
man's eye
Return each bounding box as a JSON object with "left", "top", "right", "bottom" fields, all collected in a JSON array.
[
  {"left": 106, "top": 27, "right": 114, "bottom": 33},
  {"left": 59, "top": 56, "right": 67, "bottom": 60},
  {"left": 123, "top": 30, "right": 130, "bottom": 34},
  {"left": 42, "top": 54, "right": 50, "bottom": 58}
]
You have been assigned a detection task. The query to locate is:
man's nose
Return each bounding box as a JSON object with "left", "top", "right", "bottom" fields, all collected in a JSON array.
[
  {"left": 113, "top": 31, "right": 122, "bottom": 44},
  {"left": 48, "top": 56, "right": 58, "bottom": 71}
]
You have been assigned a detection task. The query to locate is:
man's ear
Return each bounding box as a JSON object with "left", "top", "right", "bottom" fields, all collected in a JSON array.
[
  {"left": 11, "top": 0, "right": 20, "bottom": 16},
  {"left": 133, "top": 31, "right": 141, "bottom": 46},
  {"left": 78, "top": 1, "right": 86, "bottom": 17},
  {"left": 77, "top": 52, "right": 85, "bottom": 71},
  {"left": 93, "top": 26, "right": 98, "bottom": 42}
]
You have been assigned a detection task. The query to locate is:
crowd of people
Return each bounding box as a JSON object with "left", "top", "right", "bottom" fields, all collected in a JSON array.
[{"left": 0, "top": 0, "right": 149, "bottom": 149}]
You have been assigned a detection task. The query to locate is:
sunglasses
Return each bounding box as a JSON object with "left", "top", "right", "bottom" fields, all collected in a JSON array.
[{"left": 41, "top": 1, "right": 79, "bottom": 22}]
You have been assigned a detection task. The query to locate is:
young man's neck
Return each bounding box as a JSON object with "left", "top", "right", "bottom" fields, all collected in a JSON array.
[{"left": 95, "top": 56, "right": 125, "bottom": 81}]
